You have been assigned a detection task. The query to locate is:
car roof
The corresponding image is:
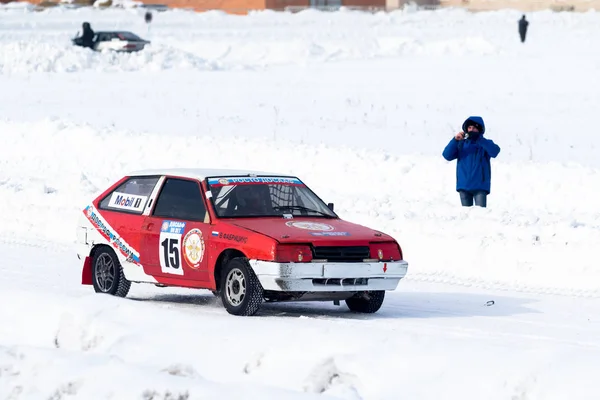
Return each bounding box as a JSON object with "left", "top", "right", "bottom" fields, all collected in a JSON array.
[
  {"left": 127, "top": 167, "right": 295, "bottom": 182},
  {"left": 95, "top": 31, "right": 135, "bottom": 34}
]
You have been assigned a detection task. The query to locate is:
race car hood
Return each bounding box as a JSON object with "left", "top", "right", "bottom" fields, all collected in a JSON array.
[{"left": 225, "top": 217, "right": 395, "bottom": 244}]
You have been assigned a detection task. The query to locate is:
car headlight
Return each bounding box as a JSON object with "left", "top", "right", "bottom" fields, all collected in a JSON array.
[
  {"left": 369, "top": 242, "right": 402, "bottom": 261},
  {"left": 274, "top": 244, "right": 313, "bottom": 263}
]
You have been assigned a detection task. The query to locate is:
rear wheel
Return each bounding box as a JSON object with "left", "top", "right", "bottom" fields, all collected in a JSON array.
[
  {"left": 92, "top": 247, "right": 131, "bottom": 298},
  {"left": 220, "top": 258, "right": 263, "bottom": 316},
  {"left": 345, "top": 290, "right": 385, "bottom": 313}
]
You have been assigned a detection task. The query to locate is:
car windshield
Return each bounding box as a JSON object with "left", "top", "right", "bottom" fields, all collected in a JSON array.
[
  {"left": 116, "top": 32, "right": 142, "bottom": 41},
  {"left": 207, "top": 176, "right": 337, "bottom": 218}
]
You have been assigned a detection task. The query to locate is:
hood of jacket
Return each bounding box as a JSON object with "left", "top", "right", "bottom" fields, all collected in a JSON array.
[{"left": 462, "top": 116, "right": 485, "bottom": 135}]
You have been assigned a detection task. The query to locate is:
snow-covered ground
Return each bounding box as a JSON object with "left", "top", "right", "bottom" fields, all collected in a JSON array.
[{"left": 1, "top": 5, "right": 600, "bottom": 399}]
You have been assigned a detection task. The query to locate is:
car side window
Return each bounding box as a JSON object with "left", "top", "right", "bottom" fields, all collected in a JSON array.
[
  {"left": 152, "top": 178, "right": 207, "bottom": 222},
  {"left": 99, "top": 176, "right": 159, "bottom": 214}
]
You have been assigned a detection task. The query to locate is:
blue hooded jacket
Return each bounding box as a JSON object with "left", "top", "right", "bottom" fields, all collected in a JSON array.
[{"left": 442, "top": 116, "right": 500, "bottom": 193}]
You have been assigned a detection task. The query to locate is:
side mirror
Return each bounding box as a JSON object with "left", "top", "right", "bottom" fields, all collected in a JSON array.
[{"left": 327, "top": 203, "right": 334, "bottom": 211}]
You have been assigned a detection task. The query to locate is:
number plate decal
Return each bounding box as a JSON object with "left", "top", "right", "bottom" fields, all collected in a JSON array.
[{"left": 159, "top": 220, "right": 186, "bottom": 275}]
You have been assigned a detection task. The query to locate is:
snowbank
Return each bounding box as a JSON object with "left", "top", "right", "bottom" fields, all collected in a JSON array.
[
  {"left": 0, "top": 291, "right": 334, "bottom": 399},
  {"left": 0, "top": 41, "right": 238, "bottom": 73},
  {"left": 2, "top": 283, "right": 600, "bottom": 400}
]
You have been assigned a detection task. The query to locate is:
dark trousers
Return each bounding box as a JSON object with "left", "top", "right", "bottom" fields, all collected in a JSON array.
[{"left": 459, "top": 190, "right": 487, "bottom": 207}]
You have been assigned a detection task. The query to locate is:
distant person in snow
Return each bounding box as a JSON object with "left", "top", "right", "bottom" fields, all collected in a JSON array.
[
  {"left": 80, "top": 22, "right": 95, "bottom": 49},
  {"left": 442, "top": 116, "right": 501, "bottom": 208},
  {"left": 519, "top": 15, "right": 529, "bottom": 43}
]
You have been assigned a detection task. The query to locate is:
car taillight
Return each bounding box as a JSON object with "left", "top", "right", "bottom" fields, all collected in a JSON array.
[
  {"left": 275, "top": 244, "right": 313, "bottom": 263},
  {"left": 369, "top": 242, "right": 402, "bottom": 261}
]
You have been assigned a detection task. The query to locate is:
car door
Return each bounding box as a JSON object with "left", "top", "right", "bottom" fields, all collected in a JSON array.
[
  {"left": 95, "top": 175, "right": 160, "bottom": 265},
  {"left": 140, "top": 177, "right": 211, "bottom": 284}
]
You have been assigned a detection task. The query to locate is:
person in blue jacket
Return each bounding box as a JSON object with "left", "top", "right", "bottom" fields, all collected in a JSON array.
[{"left": 442, "top": 116, "right": 500, "bottom": 207}]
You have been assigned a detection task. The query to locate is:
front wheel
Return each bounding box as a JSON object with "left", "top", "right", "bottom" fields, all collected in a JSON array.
[
  {"left": 345, "top": 290, "right": 385, "bottom": 313},
  {"left": 220, "top": 258, "right": 264, "bottom": 316},
  {"left": 92, "top": 247, "right": 131, "bottom": 298}
]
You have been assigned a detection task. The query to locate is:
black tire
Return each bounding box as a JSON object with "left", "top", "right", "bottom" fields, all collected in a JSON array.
[
  {"left": 220, "top": 257, "right": 263, "bottom": 316},
  {"left": 92, "top": 247, "right": 131, "bottom": 298},
  {"left": 345, "top": 290, "right": 385, "bottom": 313}
]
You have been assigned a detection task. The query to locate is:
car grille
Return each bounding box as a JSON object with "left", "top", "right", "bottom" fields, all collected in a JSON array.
[
  {"left": 312, "top": 278, "right": 369, "bottom": 286},
  {"left": 312, "top": 246, "right": 370, "bottom": 262}
]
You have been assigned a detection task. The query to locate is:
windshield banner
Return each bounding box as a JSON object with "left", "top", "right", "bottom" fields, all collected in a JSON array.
[{"left": 208, "top": 177, "right": 303, "bottom": 186}]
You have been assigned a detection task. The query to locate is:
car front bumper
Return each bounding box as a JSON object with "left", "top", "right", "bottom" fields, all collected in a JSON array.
[{"left": 248, "top": 259, "right": 408, "bottom": 292}]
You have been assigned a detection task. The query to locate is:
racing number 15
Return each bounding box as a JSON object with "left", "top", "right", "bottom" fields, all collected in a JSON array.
[
  {"left": 161, "top": 238, "right": 179, "bottom": 269},
  {"left": 158, "top": 221, "right": 186, "bottom": 276},
  {"left": 159, "top": 232, "right": 184, "bottom": 276}
]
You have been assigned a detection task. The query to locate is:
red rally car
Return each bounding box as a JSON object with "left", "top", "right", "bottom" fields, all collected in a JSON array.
[{"left": 75, "top": 168, "right": 409, "bottom": 316}]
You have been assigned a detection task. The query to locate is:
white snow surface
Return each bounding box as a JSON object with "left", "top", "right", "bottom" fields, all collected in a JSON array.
[{"left": 1, "top": 5, "right": 600, "bottom": 400}]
